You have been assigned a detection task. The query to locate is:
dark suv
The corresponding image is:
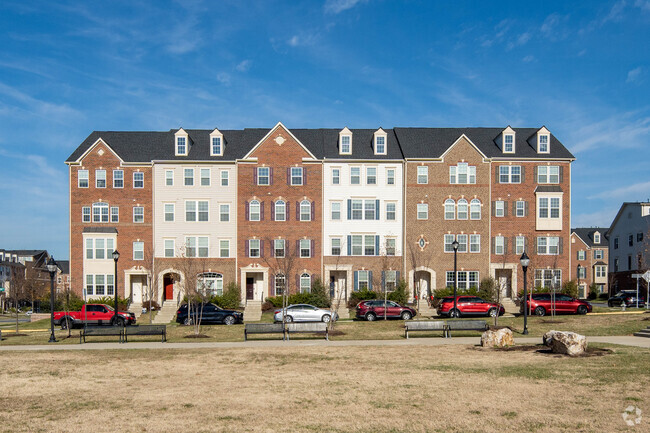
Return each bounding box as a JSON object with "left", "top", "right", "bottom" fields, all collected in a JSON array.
[
  {"left": 356, "top": 300, "right": 416, "bottom": 321},
  {"left": 176, "top": 303, "right": 243, "bottom": 325},
  {"left": 521, "top": 293, "right": 592, "bottom": 316},
  {"left": 437, "top": 296, "right": 505, "bottom": 318},
  {"left": 607, "top": 291, "right": 646, "bottom": 307}
]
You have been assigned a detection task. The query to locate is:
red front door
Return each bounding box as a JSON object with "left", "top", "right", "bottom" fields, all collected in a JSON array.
[{"left": 164, "top": 277, "right": 174, "bottom": 300}]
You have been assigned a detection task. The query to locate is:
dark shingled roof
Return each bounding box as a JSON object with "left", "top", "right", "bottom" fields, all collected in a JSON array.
[
  {"left": 57, "top": 260, "right": 70, "bottom": 274},
  {"left": 83, "top": 227, "right": 118, "bottom": 233},
  {"left": 572, "top": 227, "right": 609, "bottom": 248},
  {"left": 535, "top": 185, "right": 564, "bottom": 193},
  {"left": 66, "top": 126, "right": 574, "bottom": 163}
]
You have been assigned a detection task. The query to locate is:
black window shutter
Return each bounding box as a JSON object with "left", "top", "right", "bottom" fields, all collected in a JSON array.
[
  {"left": 253, "top": 167, "right": 257, "bottom": 185},
  {"left": 347, "top": 199, "right": 352, "bottom": 220},
  {"left": 311, "top": 201, "right": 315, "bottom": 221},
  {"left": 303, "top": 167, "right": 307, "bottom": 185},
  {"left": 269, "top": 167, "right": 274, "bottom": 185},
  {"left": 296, "top": 202, "right": 300, "bottom": 220},
  {"left": 559, "top": 166, "right": 564, "bottom": 183},
  {"left": 260, "top": 202, "right": 264, "bottom": 221},
  {"left": 260, "top": 240, "right": 264, "bottom": 258},
  {"left": 271, "top": 202, "right": 275, "bottom": 220},
  {"left": 520, "top": 166, "right": 525, "bottom": 183},
  {"left": 245, "top": 201, "right": 249, "bottom": 221},
  {"left": 286, "top": 202, "right": 290, "bottom": 221},
  {"left": 286, "top": 168, "right": 290, "bottom": 185},
  {"left": 503, "top": 202, "right": 508, "bottom": 217}
]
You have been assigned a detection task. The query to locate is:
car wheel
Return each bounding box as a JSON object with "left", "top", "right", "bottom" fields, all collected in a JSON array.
[
  {"left": 224, "top": 315, "right": 236, "bottom": 325},
  {"left": 401, "top": 311, "right": 412, "bottom": 321},
  {"left": 366, "top": 312, "right": 377, "bottom": 322},
  {"left": 321, "top": 314, "right": 331, "bottom": 323},
  {"left": 488, "top": 308, "right": 498, "bottom": 318},
  {"left": 284, "top": 315, "right": 293, "bottom": 323},
  {"left": 184, "top": 317, "right": 193, "bottom": 326},
  {"left": 534, "top": 307, "right": 546, "bottom": 317},
  {"left": 449, "top": 309, "right": 461, "bottom": 318},
  {"left": 577, "top": 305, "right": 588, "bottom": 315},
  {"left": 60, "top": 317, "right": 71, "bottom": 330},
  {"left": 112, "top": 317, "right": 125, "bottom": 327}
]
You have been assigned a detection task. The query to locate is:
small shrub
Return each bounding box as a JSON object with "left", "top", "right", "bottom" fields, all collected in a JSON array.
[
  {"left": 93, "top": 296, "right": 130, "bottom": 311},
  {"left": 387, "top": 279, "right": 408, "bottom": 305},
  {"left": 261, "top": 301, "right": 276, "bottom": 312},
  {"left": 478, "top": 276, "right": 498, "bottom": 302},
  {"left": 348, "top": 288, "right": 378, "bottom": 308},
  {"left": 211, "top": 282, "right": 242, "bottom": 309},
  {"left": 562, "top": 280, "right": 579, "bottom": 299}
]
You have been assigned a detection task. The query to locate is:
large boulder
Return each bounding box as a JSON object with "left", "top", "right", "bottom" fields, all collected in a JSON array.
[
  {"left": 481, "top": 328, "right": 514, "bottom": 348},
  {"left": 543, "top": 330, "right": 587, "bottom": 356}
]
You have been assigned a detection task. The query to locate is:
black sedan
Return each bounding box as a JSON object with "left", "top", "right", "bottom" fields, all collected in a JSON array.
[
  {"left": 176, "top": 303, "right": 244, "bottom": 325},
  {"left": 607, "top": 291, "right": 646, "bottom": 307}
]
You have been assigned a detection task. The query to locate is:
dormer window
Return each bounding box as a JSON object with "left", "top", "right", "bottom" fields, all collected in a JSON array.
[
  {"left": 175, "top": 128, "right": 189, "bottom": 156},
  {"left": 373, "top": 128, "right": 387, "bottom": 155},
  {"left": 594, "top": 232, "right": 601, "bottom": 244},
  {"left": 504, "top": 134, "right": 514, "bottom": 152},
  {"left": 536, "top": 127, "right": 550, "bottom": 153},
  {"left": 539, "top": 135, "right": 549, "bottom": 152},
  {"left": 210, "top": 128, "right": 224, "bottom": 156},
  {"left": 339, "top": 127, "right": 352, "bottom": 155}
]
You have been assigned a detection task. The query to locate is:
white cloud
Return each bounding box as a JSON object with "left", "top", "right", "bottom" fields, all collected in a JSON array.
[
  {"left": 572, "top": 206, "right": 620, "bottom": 228},
  {"left": 588, "top": 181, "right": 650, "bottom": 201},
  {"left": 287, "top": 32, "right": 319, "bottom": 47},
  {"left": 507, "top": 32, "right": 531, "bottom": 50},
  {"left": 626, "top": 66, "right": 642, "bottom": 83},
  {"left": 602, "top": 0, "right": 627, "bottom": 24},
  {"left": 568, "top": 111, "right": 650, "bottom": 154},
  {"left": 216, "top": 73, "right": 231, "bottom": 85},
  {"left": 522, "top": 55, "right": 536, "bottom": 62},
  {"left": 236, "top": 60, "right": 251, "bottom": 72},
  {"left": 636, "top": 0, "right": 650, "bottom": 11},
  {"left": 324, "top": 0, "right": 368, "bottom": 14}
]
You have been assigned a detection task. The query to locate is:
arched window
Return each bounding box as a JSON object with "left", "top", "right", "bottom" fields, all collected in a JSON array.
[
  {"left": 470, "top": 199, "right": 481, "bottom": 220},
  {"left": 300, "top": 273, "right": 311, "bottom": 293},
  {"left": 275, "top": 273, "right": 285, "bottom": 295},
  {"left": 92, "top": 202, "right": 109, "bottom": 223},
  {"left": 249, "top": 200, "right": 260, "bottom": 221},
  {"left": 300, "top": 200, "right": 311, "bottom": 221},
  {"left": 197, "top": 272, "right": 223, "bottom": 296},
  {"left": 457, "top": 199, "right": 468, "bottom": 220},
  {"left": 275, "top": 200, "right": 286, "bottom": 221},
  {"left": 444, "top": 199, "right": 455, "bottom": 220}
]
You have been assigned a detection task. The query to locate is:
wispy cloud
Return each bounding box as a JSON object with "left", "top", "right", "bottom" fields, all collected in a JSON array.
[
  {"left": 0, "top": 81, "right": 83, "bottom": 124},
  {"left": 287, "top": 32, "right": 319, "bottom": 47},
  {"left": 507, "top": 32, "right": 531, "bottom": 50},
  {"left": 627, "top": 66, "right": 642, "bottom": 83},
  {"left": 236, "top": 60, "right": 252, "bottom": 72},
  {"left": 324, "top": 0, "right": 368, "bottom": 14},
  {"left": 522, "top": 55, "right": 536, "bottom": 62},
  {"left": 602, "top": 0, "right": 627, "bottom": 24},
  {"left": 588, "top": 180, "right": 650, "bottom": 201},
  {"left": 636, "top": 0, "right": 650, "bottom": 11},
  {"left": 216, "top": 73, "right": 231, "bottom": 85},
  {"left": 569, "top": 111, "right": 650, "bottom": 154},
  {"left": 540, "top": 13, "right": 570, "bottom": 41},
  {"left": 572, "top": 206, "right": 621, "bottom": 228}
]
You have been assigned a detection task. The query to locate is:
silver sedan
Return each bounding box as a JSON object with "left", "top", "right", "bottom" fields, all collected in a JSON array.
[{"left": 273, "top": 304, "right": 338, "bottom": 323}]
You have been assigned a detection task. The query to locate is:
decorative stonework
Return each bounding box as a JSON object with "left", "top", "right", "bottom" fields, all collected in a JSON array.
[
  {"left": 417, "top": 235, "right": 429, "bottom": 251},
  {"left": 275, "top": 135, "right": 286, "bottom": 145}
]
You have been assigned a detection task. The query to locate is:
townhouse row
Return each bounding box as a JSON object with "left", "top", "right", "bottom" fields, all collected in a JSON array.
[{"left": 65, "top": 123, "right": 575, "bottom": 309}]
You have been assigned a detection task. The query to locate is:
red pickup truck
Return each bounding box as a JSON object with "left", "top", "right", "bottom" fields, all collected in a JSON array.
[{"left": 53, "top": 304, "right": 136, "bottom": 329}]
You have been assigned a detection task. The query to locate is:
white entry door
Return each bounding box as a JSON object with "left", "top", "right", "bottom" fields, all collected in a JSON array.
[{"left": 131, "top": 276, "right": 143, "bottom": 303}]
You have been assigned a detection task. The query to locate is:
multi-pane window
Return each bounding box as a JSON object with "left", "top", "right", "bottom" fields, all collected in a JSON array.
[
  {"left": 198, "top": 201, "right": 209, "bottom": 221},
  {"left": 578, "top": 266, "right": 587, "bottom": 279},
  {"left": 446, "top": 271, "right": 479, "bottom": 290},
  {"left": 275, "top": 200, "right": 285, "bottom": 221},
  {"left": 113, "top": 170, "right": 124, "bottom": 188},
  {"left": 165, "top": 170, "right": 174, "bottom": 186},
  {"left": 133, "top": 241, "right": 144, "bottom": 260},
  {"left": 384, "top": 270, "right": 397, "bottom": 291},
  {"left": 539, "top": 135, "right": 549, "bottom": 153},
  {"left": 300, "top": 273, "right": 311, "bottom": 293},
  {"left": 177, "top": 137, "right": 186, "bottom": 155},
  {"left": 577, "top": 250, "right": 586, "bottom": 260},
  {"left": 449, "top": 163, "right": 476, "bottom": 184},
  {"left": 200, "top": 168, "right": 210, "bottom": 186},
  {"left": 221, "top": 170, "right": 229, "bottom": 186},
  {"left": 417, "top": 203, "right": 428, "bottom": 220},
  {"left": 538, "top": 197, "right": 560, "bottom": 219},
  {"left": 357, "top": 270, "right": 369, "bottom": 291},
  {"left": 366, "top": 167, "right": 377, "bottom": 185},
  {"left": 106, "top": 275, "right": 114, "bottom": 296},
  {"left": 184, "top": 168, "right": 194, "bottom": 186},
  {"left": 249, "top": 200, "right": 260, "bottom": 221},
  {"left": 515, "top": 236, "right": 525, "bottom": 255},
  {"left": 275, "top": 273, "right": 285, "bottom": 296},
  {"left": 594, "top": 233, "right": 602, "bottom": 243},
  {"left": 534, "top": 269, "right": 561, "bottom": 289},
  {"left": 495, "top": 200, "right": 505, "bottom": 217},
  {"left": 133, "top": 172, "right": 144, "bottom": 188},
  {"left": 95, "top": 275, "right": 105, "bottom": 295},
  {"left": 537, "top": 236, "right": 560, "bottom": 255},
  {"left": 499, "top": 166, "right": 521, "bottom": 183},
  {"left": 386, "top": 238, "right": 396, "bottom": 256},
  {"left": 185, "top": 201, "right": 208, "bottom": 222},
  {"left": 470, "top": 199, "right": 481, "bottom": 220},
  {"left": 164, "top": 239, "right": 175, "bottom": 258},
  {"left": 350, "top": 167, "right": 360, "bottom": 185},
  {"left": 219, "top": 240, "right": 229, "bottom": 258},
  {"left": 444, "top": 234, "right": 455, "bottom": 253},
  {"left": 186, "top": 237, "right": 208, "bottom": 258},
  {"left": 504, "top": 134, "right": 514, "bottom": 152},
  {"left": 96, "top": 170, "right": 106, "bottom": 188},
  {"left": 456, "top": 234, "right": 468, "bottom": 253},
  {"left": 331, "top": 238, "right": 341, "bottom": 256},
  {"left": 85, "top": 238, "right": 114, "bottom": 259},
  {"left": 86, "top": 239, "right": 93, "bottom": 259},
  {"left": 495, "top": 236, "right": 505, "bottom": 255},
  {"left": 186, "top": 201, "right": 196, "bottom": 221},
  {"left": 82, "top": 206, "right": 91, "bottom": 222},
  {"left": 332, "top": 168, "right": 340, "bottom": 185},
  {"left": 85, "top": 275, "right": 93, "bottom": 296},
  {"left": 364, "top": 235, "right": 375, "bottom": 256},
  {"left": 257, "top": 167, "right": 269, "bottom": 185},
  {"left": 300, "top": 200, "right": 311, "bottom": 221},
  {"left": 351, "top": 235, "right": 363, "bottom": 256},
  {"left": 417, "top": 166, "right": 428, "bottom": 184},
  {"left": 93, "top": 203, "right": 109, "bottom": 223},
  {"left": 331, "top": 202, "right": 341, "bottom": 220},
  {"left": 364, "top": 200, "right": 375, "bottom": 220},
  {"left": 133, "top": 206, "right": 144, "bottom": 223},
  {"left": 300, "top": 239, "right": 311, "bottom": 258},
  {"left": 219, "top": 204, "right": 229, "bottom": 222},
  {"left": 445, "top": 199, "right": 455, "bottom": 220},
  {"left": 537, "top": 166, "right": 559, "bottom": 184},
  {"left": 274, "top": 239, "right": 285, "bottom": 258},
  {"left": 341, "top": 135, "right": 351, "bottom": 153},
  {"left": 375, "top": 136, "right": 385, "bottom": 154},
  {"left": 249, "top": 239, "right": 260, "bottom": 258},
  {"left": 594, "top": 249, "right": 603, "bottom": 259},
  {"left": 198, "top": 273, "right": 223, "bottom": 296},
  {"left": 387, "top": 169, "right": 395, "bottom": 185},
  {"left": 595, "top": 265, "right": 607, "bottom": 278},
  {"left": 352, "top": 200, "right": 363, "bottom": 220},
  {"left": 457, "top": 199, "right": 468, "bottom": 220},
  {"left": 164, "top": 204, "right": 174, "bottom": 222},
  {"left": 614, "top": 237, "right": 619, "bottom": 249},
  {"left": 386, "top": 202, "right": 396, "bottom": 221},
  {"left": 78, "top": 170, "right": 89, "bottom": 188},
  {"left": 110, "top": 206, "right": 119, "bottom": 223},
  {"left": 470, "top": 234, "right": 481, "bottom": 253},
  {"left": 291, "top": 167, "right": 303, "bottom": 185},
  {"left": 212, "top": 136, "right": 221, "bottom": 155},
  {"left": 516, "top": 200, "right": 525, "bottom": 217}
]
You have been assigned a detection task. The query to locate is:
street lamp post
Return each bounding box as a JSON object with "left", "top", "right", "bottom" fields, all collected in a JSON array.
[
  {"left": 520, "top": 252, "right": 530, "bottom": 335},
  {"left": 112, "top": 250, "right": 120, "bottom": 325},
  {"left": 46, "top": 257, "right": 58, "bottom": 343},
  {"left": 577, "top": 265, "right": 583, "bottom": 298},
  {"left": 452, "top": 240, "right": 459, "bottom": 318}
]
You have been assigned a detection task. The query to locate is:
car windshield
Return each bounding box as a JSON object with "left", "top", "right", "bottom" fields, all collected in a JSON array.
[{"left": 105, "top": 305, "right": 115, "bottom": 312}]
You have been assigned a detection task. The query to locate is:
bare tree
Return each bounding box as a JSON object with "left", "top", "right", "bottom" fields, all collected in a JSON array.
[
  {"left": 260, "top": 237, "right": 298, "bottom": 325},
  {"left": 142, "top": 245, "right": 160, "bottom": 324},
  {"left": 10, "top": 266, "right": 26, "bottom": 332},
  {"left": 176, "top": 248, "right": 211, "bottom": 336},
  {"left": 24, "top": 270, "right": 47, "bottom": 314},
  {"left": 325, "top": 242, "right": 347, "bottom": 332},
  {"left": 406, "top": 238, "right": 433, "bottom": 313},
  {"left": 378, "top": 240, "right": 401, "bottom": 320}
]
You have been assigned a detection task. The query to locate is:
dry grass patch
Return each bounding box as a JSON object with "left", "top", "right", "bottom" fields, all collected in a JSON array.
[{"left": 0, "top": 344, "right": 648, "bottom": 432}]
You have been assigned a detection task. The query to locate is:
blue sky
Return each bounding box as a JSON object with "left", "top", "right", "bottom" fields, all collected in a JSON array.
[{"left": 1, "top": 0, "right": 649, "bottom": 260}]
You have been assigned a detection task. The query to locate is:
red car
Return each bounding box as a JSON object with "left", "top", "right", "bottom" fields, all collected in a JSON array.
[
  {"left": 521, "top": 293, "right": 592, "bottom": 316},
  {"left": 355, "top": 300, "right": 417, "bottom": 321},
  {"left": 437, "top": 296, "right": 505, "bottom": 318}
]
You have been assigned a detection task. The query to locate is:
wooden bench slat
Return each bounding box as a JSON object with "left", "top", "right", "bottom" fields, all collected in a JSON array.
[
  {"left": 286, "top": 322, "right": 329, "bottom": 341},
  {"left": 244, "top": 323, "right": 286, "bottom": 341},
  {"left": 404, "top": 321, "right": 447, "bottom": 339}
]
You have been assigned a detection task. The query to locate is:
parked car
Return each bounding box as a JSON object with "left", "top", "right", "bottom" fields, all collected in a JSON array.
[
  {"left": 607, "top": 291, "right": 646, "bottom": 307},
  {"left": 437, "top": 296, "right": 505, "bottom": 318},
  {"left": 53, "top": 304, "right": 136, "bottom": 328},
  {"left": 520, "top": 293, "right": 592, "bottom": 316},
  {"left": 355, "top": 300, "right": 417, "bottom": 321},
  {"left": 274, "top": 304, "right": 337, "bottom": 323},
  {"left": 176, "top": 303, "right": 243, "bottom": 325}
]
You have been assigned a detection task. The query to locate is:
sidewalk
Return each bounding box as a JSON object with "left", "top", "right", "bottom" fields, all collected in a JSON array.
[{"left": 0, "top": 335, "right": 648, "bottom": 351}]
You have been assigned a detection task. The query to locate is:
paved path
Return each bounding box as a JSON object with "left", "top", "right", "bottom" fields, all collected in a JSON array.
[{"left": 0, "top": 335, "right": 648, "bottom": 351}]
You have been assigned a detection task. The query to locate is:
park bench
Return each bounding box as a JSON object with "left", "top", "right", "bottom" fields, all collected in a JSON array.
[
  {"left": 80, "top": 325, "right": 124, "bottom": 343},
  {"left": 123, "top": 325, "right": 166, "bottom": 343},
  {"left": 286, "top": 322, "right": 329, "bottom": 341},
  {"left": 244, "top": 323, "right": 286, "bottom": 341},
  {"left": 404, "top": 320, "right": 447, "bottom": 339},
  {"left": 445, "top": 320, "right": 488, "bottom": 338}
]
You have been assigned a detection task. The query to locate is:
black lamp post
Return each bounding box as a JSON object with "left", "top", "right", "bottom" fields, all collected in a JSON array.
[
  {"left": 577, "top": 265, "right": 583, "bottom": 298},
  {"left": 46, "top": 257, "right": 58, "bottom": 343},
  {"left": 520, "top": 252, "right": 530, "bottom": 335},
  {"left": 452, "top": 239, "right": 459, "bottom": 318},
  {"left": 112, "top": 250, "right": 120, "bottom": 325}
]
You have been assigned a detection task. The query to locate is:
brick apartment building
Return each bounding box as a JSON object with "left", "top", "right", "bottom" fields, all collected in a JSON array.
[{"left": 570, "top": 228, "right": 609, "bottom": 298}]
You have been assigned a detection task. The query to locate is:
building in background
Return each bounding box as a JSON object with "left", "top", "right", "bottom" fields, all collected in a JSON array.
[
  {"left": 570, "top": 228, "right": 609, "bottom": 298},
  {"left": 608, "top": 202, "right": 650, "bottom": 293}
]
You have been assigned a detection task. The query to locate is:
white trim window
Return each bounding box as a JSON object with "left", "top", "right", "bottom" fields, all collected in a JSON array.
[
  {"left": 577, "top": 250, "right": 586, "bottom": 260},
  {"left": 290, "top": 167, "right": 303, "bottom": 186},
  {"left": 340, "top": 135, "right": 351, "bottom": 154},
  {"left": 110, "top": 206, "right": 119, "bottom": 223},
  {"left": 164, "top": 239, "right": 175, "bottom": 258},
  {"left": 133, "top": 241, "right": 144, "bottom": 260},
  {"left": 375, "top": 135, "right": 386, "bottom": 154},
  {"left": 444, "top": 199, "right": 455, "bottom": 220},
  {"left": 535, "top": 269, "right": 561, "bottom": 288},
  {"left": 211, "top": 136, "right": 222, "bottom": 156},
  {"left": 594, "top": 249, "right": 603, "bottom": 259},
  {"left": 186, "top": 201, "right": 208, "bottom": 222},
  {"left": 515, "top": 236, "right": 525, "bottom": 255},
  {"left": 96, "top": 170, "right": 106, "bottom": 188},
  {"left": 220, "top": 170, "right": 229, "bottom": 186},
  {"left": 516, "top": 200, "right": 525, "bottom": 217},
  {"left": 78, "top": 170, "right": 89, "bottom": 188},
  {"left": 198, "top": 273, "right": 223, "bottom": 296},
  {"left": 248, "top": 239, "right": 260, "bottom": 258},
  {"left": 366, "top": 167, "right": 377, "bottom": 185},
  {"left": 364, "top": 200, "right": 375, "bottom": 220},
  {"left": 470, "top": 199, "right": 481, "bottom": 220},
  {"left": 495, "top": 236, "right": 505, "bottom": 255},
  {"left": 332, "top": 168, "right": 340, "bottom": 185},
  {"left": 219, "top": 240, "right": 230, "bottom": 258},
  {"left": 386, "top": 202, "right": 396, "bottom": 221},
  {"left": 417, "top": 166, "right": 428, "bottom": 184},
  {"left": 364, "top": 235, "right": 376, "bottom": 256},
  {"left": 257, "top": 167, "right": 270, "bottom": 186},
  {"left": 595, "top": 265, "right": 607, "bottom": 278},
  {"left": 184, "top": 168, "right": 194, "bottom": 186},
  {"left": 537, "top": 166, "right": 559, "bottom": 184},
  {"left": 93, "top": 203, "right": 109, "bottom": 223},
  {"left": 417, "top": 203, "right": 428, "bottom": 220},
  {"left": 594, "top": 233, "right": 601, "bottom": 244},
  {"left": 537, "top": 236, "right": 559, "bottom": 255},
  {"left": 495, "top": 200, "right": 505, "bottom": 217},
  {"left": 578, "top": 266, "right": 587, "bottom": 279},
  {"left": 470, "top": 234, "right": 480, "bottom": 253},
  {"left": 85, "top": 238, "right": 114, "bottom": 259},
  {"left": 385, "top": 238, "right": 396, "bottom": 256},
  {"left": 538, "top": 197, "right": 560, "bottom": 219},
  {"left": 200, "top": 168, "right": 210, "bottom": 186},
  {"left": 176, "top": 136, "right": 187, "bottom": 155},
  {"left": 449, "top": 163, "right": 476, "bottom": 184},
  {"left": 300, "top": 239, "right": 311, "bottom": 258},
  {"left": 275, "top": 200, "right": 286, "bottom": 221},
  {"left": 351, "top": 200, "right": 363, "bottom": 220},
  {"left": 219, "top": 204, "right": 229, "bottom": 222},
  {"left": 300, "top": 200, "right": 311, "bottom": 221},
  {"left": 133, "top": 206, "right": 144, "bottom": 223},
  {"left": 504, "top": 134, "right": 514, "bottom": 153},
  {"left": 387, "top": 168, "right": 395, "bottom": 185},
  {"left": 185, "top": 236, "right": 208, "bottom": 258},
  {"left": 456, "top": 234, "right": 468, "bottom": 253},
  {"left": 274, "top": 239, "right": 285, "bottom": 258},
  {"left": 133, "top": 172, "right": 144, "bottom": 188},
  {"left": 499, "top": 166, "right": 521, "bottom": 183},
  {"left": 351, "top": 235, "right": 363, "bottom": 256},
  {"left": 444, "top": 234, "right": 455, "bottom": 253},
  {"left": 249, "top": 200, "right": 260, "bottom": 221},
  {"left": 350, "top": 167, "right": 361, "bottom": 185},
  {"left": 164, "top": 203, "right": 174, "bottom": 222},
  {"left": 538, "top": 134, "right": 549, "bottom": 153},
  {"left": 331, "top": 238, "right": 341, "bottom": 256},
  {"left": 457, "top": 199, "right": 468, "bottom": 220},
  {"left": 300, "top": 273, "right": 311, "bottom": 293},
  {"left": 275, "top": 273, "right": 286, "bottom": 296},
  {"left": 331, "top": 202, "right": 341, "bottom": 220},
  {"left": 446, "top": 271, "right": 479, "bottom": 290},
  {"left": 82, "top": 206, "right": 91, "bottom": 222},
  {"left": 165, "top": 170, "right": 174, "bottom": 186},
  {"left": 113, "top": 170, "right": 124, "bottom": 188},
  {"left": 357, "top": 270, "right": 369, "bottom": 291}
]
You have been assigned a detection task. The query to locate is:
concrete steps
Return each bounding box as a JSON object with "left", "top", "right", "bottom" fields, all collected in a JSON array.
[
  {"left": 633, "top": 327, "right": 650, "bottom": 338},
  {"left": 244, "top": 301, "right": 262, "bottom": 322},
  {"left": 128, "top": 303, "right": 142, "bottom": 320},
  {"left": 501, "top": 298, "right": 519, "bottom": 315},
  {"left": 152, "top": 302, "right": 178, "bottom": 324}
]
